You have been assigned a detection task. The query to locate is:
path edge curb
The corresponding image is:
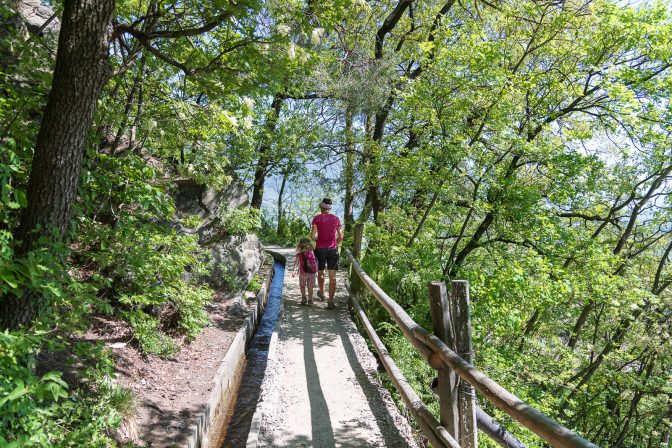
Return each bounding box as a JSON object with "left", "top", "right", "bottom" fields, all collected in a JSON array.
[
  {"left": 184, "top": 249, "right": 281, "bottom": 448},
  {"left": 245, "top": 248, "right": 287, "bottom": 448}
]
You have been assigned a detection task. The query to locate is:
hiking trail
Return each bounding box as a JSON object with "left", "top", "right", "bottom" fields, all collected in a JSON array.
[{"left": 249, "top": 246, "right": 419, "bottom": 448}]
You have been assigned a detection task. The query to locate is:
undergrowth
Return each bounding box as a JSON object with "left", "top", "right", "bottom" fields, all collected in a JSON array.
[
  {"left": 0, "top": 149, "right": 231, "bottom": 444},
  {"left": 0, "top": 331, "right": 131, "bottom": 447}
]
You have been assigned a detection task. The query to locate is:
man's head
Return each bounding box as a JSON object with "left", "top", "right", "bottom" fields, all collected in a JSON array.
[{"left": 319, "top": 197, "right": 333, "bottom": 213}]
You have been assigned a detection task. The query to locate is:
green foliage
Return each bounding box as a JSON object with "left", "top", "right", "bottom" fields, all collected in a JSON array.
[
  {"left": 0, "top": 147, "right": 27, "bottom": 222},
  {"left": 106, "top": 385, "right": 135, "bottom": 419},
  {"left": 174, "top": 286, "right": 212, "bottom": 339},
  {"left": 259, "top": 213, "right": 311, "bottom": 246},
  {"left": 126, "top": 311, "right": 177, "bottom": 358},
  {"left": 180, "top": 214, "right": 205, "bottom": 229},
  {"left": 3, "top": 0, "right": 672, "bottom": 444},
  {"left": 339, "top": 0, "right": 672, "bottom": 444},
  {"left": 0, "top": 0, "right": 317, "bottom": 443},
  {"left": 80, "top": 154, "right": 175, "bottom": 219},
  {"left": 221, "top": 271, "right": 243, "bottom": 293},
  {"left": 0, "top": 334, "right": 68, "bottom": 412},
  {"left": 0, "top": 331, "right": 122, "bottom": 447},
  {"left": 220, "top": 207, "right": 262, "bottom": 236},
  {"left": 247, "top": 274, "right": 263, "bottom": 294},
  {"left": 76, "top": 218, "right": 212, "bottom": 353}
]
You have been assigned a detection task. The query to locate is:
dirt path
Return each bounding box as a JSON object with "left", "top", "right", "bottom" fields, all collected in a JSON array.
[{"left": 253, "top": 247, "right": 420, "bottom": 448}]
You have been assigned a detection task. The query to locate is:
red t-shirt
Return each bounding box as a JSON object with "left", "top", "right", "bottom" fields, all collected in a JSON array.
[{"left": 312, "top": 213, "right": 341, "bottom": 249}]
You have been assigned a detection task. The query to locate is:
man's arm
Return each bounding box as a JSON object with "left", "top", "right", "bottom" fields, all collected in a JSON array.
[
  {"left": 310, "top": 224, "right": 318, "bottom": 242},
  {"left": 336, "top": 225, "right": 344, "bottom": 244}
]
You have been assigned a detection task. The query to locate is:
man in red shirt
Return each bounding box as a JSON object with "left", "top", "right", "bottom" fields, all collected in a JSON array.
[{"left": 310, "top": 198, "right": 343, "bottom": 309}]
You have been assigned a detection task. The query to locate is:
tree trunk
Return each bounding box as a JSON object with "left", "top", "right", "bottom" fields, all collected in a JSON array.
[
  {"left": 657, "top": 395, "right": 672, "bottom": 447},
  {"left": 251, "top": 93, "right": 284, "bottom": 209},
  {"left": 568, "top": 299, "right": 595, "bottom": 350},
  {"left": 276, "top": 171, "right": 287, "bottom": 236},
  {"left": 343, "top": 106, "right": 355, "bottom": 234},
  {"left": 357, "top": 114, "right": 374, "bottom": 224},
  {"left": 0, "top": 0, "right": 115, "bottom": 329},
  {"left": 130, "top": 58, "right": 149, "bottom": 153},
  {"left": 111, "top": 57, "right": 145, "bottom": 155},
  {"left": 368, "top": 96, "right": 393, "bottom": 223},
  {"left": 406, "top": 182, "right": 443, "bottom": 248}
]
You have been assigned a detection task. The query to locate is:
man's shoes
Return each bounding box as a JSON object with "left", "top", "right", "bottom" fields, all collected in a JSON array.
[
  {"left": 327, "top": 301, "right": 335, "bottom": 309},
  {"left": 317, "top": 290, "right": 325, "bottom": 301}
]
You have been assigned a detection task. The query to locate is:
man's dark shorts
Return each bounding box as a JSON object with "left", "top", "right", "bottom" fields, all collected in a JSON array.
[{"left": 314, "top": 248, "right": 339, "bottom": 271}]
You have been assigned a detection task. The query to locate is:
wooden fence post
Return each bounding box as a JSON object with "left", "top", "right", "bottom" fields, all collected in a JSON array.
[
  {"left": 429, "top": 281, "right": 460, "bottom": 440},
  {"left": 451, "top": 280, "right": 478, "bottom": 448}
]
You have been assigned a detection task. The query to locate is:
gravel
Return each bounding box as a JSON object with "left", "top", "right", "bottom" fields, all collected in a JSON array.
[{"left": 253, "top": 248, "right": 420, "bottom": 448}]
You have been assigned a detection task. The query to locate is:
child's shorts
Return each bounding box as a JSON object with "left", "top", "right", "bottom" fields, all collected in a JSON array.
[{"left": 298, "top": 272, "right": 316, "bottom": 290}]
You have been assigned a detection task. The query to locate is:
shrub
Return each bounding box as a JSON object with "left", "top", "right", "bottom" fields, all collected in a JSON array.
[
  {"left": 179, "top": 214, "right": 205, "bottom": 229},
  {"left": 221, "top": 271, "right": 243, "bottom": 292},
  {"left": 220, "top": 207, "right": 261, "bottom": 236},
  {"left": 0, "top": 331, "right": 122, "bottom": 447},
  {"left": 76, "top": 218, "right": 213, "bottom": 356},
  {"left": 126, "top": 311, "right": 177, "bottom": 358},
  {"left": 175, "top": 285, "right": 211, "bottom": 339},
  {"left": 247, "top": 274, "right": 263, "bottom": 294}
]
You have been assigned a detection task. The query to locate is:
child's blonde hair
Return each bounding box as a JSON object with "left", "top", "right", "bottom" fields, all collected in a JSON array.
[{"left": 296, "top": 237, "right": 314, "bottom": 253}]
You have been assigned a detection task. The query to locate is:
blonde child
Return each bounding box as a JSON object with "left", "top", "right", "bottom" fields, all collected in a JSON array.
[{"left": 293, "top": 237, "right": 318, "bottom": 306}]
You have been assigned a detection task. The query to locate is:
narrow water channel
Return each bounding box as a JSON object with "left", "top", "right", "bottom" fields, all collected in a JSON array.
[{"left": 219, "top": 260, "right": 285, "bottom": 447}]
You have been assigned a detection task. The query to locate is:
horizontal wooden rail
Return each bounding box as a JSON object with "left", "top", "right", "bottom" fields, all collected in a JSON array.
[
  {"left": 345, "top": 250, "right": 597, "bottom": 448},
  {"left": 350, "top": 294, "right": 460, "bottom": 448},
  {"left": 476, "top": 407, "right": 527, "bottom": 448}
]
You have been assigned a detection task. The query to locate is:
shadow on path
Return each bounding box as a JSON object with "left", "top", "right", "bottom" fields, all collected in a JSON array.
[
  {"left": 337, "top": 321, "right": 410, "bottom": 447},
  {"left": 256, "top": 250, "right": 419, "bottom": 448},
  {"left": 302, "top": 307, "right": 336, "bottom": 446}
]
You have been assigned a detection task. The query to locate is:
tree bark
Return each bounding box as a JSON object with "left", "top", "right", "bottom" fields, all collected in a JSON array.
[
  {"left": 276, "top": 171, "right": 287, "bottom": 236},
  {"left": 343, "top": 106, "right": 355, "bottom": 234},
  {"left": 250, "top": 93, "right": 283, "bottom": 209},
  {"left": 357, "top": 114, "right": 374, "bottom": 224},
  {"left": 130, "top": 58, "right": 148, "bottom": 153},
  {"left": 368, "top": 95, "right": 394, "bottom": 223},
  {"left": 111, "top": 56, "right": 145, "bottom": 155},
  {"left": 567, "top": 299, "right": 595, "bottom": 350},
  {"left": 0, "top": 0, "right": 116, "bottom": 329}
]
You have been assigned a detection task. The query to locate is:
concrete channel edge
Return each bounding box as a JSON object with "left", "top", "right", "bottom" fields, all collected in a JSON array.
[
  {"left": 245, "top": 249, "right": 287, "bottom": 448},
  {"left": 184, "top": 249, "right": 285, "bottom": 448}
]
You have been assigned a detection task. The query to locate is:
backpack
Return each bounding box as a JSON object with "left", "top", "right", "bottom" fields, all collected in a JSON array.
[{"left": 301, "top": 251, "right": 318, "bottom": 274}]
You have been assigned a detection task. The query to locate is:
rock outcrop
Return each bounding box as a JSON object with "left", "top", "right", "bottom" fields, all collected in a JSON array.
[
  {"left": 173, "top": 178, "right": 248, "bottom": 222},
  {"left": 208, "top": 234, "right": 265, "bottom": 289},
  {"left": 171, "top": 177, "right": 264, "bottom": 291},
  {"left": 15, "top": 0, "right": 60, "bottom": 37}
]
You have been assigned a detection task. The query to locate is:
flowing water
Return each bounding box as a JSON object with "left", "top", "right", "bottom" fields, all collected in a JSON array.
[{"left": 219, "top": 260, "right": 285, "bottom": 447}]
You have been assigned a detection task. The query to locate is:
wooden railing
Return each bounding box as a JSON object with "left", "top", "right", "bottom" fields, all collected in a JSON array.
[{"left": 345, "top": 228, "right": 597, "bottom": 448}]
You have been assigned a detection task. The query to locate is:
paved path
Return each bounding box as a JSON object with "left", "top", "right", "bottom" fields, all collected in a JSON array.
[{"left": 253, "top": 247, "right": 419, "bottom": 448}]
